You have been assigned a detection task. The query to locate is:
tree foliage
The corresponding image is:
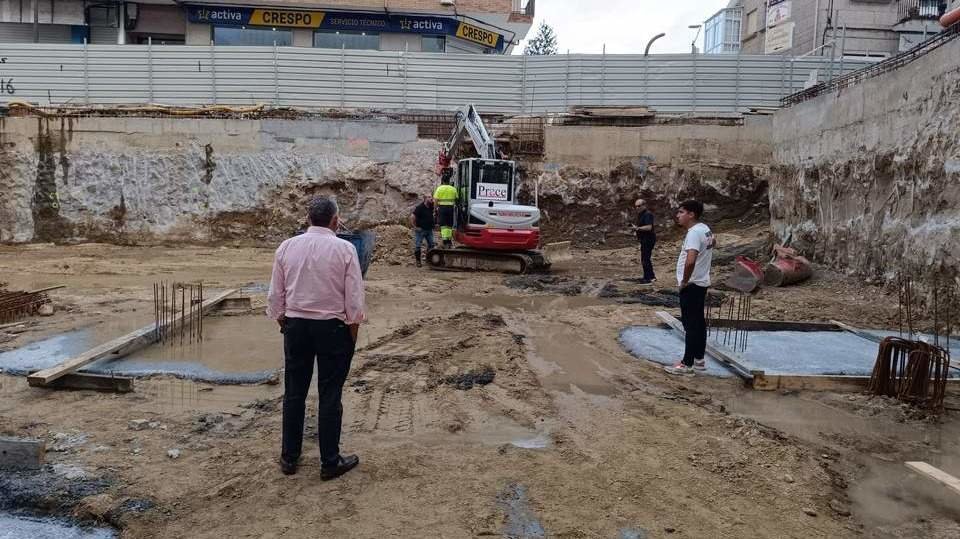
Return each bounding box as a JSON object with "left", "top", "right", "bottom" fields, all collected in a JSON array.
[{"left": 523, "top": 22, "right": 558, "bottom": 55}]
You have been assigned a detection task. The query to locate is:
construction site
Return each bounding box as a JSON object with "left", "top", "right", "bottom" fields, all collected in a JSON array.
[{"left": 2, "top": 12, "right": 960, "bottom": 539}]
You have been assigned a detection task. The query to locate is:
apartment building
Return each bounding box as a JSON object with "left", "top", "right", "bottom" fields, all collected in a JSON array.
[
  {"left": 0, "top": 0, "right": 535, "bottom": 53},
  {"left": 732, "top": 0, "right": 946, "bottom": 58}
]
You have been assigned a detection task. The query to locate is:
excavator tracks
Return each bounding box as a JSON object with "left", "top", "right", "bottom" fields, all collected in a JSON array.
[{"left": 426, "top": 248, "right": 551, "bottom": 274}]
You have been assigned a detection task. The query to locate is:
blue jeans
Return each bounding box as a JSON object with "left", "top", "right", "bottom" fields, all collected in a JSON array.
[{"left": 414, "top": 228, "right": 435, "bottom": 253}]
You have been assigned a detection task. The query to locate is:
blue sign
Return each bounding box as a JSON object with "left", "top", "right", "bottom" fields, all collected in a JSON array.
[{"left": 185, "top": 5, "right": 505, "bottom": 51}]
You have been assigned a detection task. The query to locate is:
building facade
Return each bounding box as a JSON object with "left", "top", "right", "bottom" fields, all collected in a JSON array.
[
  {"left": 704, "top": 3, "right": 743, "bottom": 54},
  {"left": 0, "top": 0, "right": 535, "bottom": 53},
  {"left": 731, "top": 0, "right": 947, "bottom": 58}
]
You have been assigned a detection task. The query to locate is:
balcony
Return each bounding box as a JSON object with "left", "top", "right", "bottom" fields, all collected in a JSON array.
[
  {"left": 510, "top": 0, "right": 534, "bottom": 23},
  {"left": 898, "top": 0, "right": 947, "bottom": 22},
  {"left": 512, "top": 0, "right": 535, "bottom": 17}
]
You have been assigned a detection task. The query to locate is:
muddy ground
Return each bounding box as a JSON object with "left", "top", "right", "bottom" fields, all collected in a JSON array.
[{"left": 1, "top": 232, "right": 959, "bottom": 538}]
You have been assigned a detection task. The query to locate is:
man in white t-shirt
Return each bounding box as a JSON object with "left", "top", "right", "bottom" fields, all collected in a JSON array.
[{"left": 665, "top": 199, "right": 715, "bottom": 376}]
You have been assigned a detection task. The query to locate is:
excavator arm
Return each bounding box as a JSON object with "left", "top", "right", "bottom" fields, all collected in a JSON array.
[{"left": 439, "top": 104, "right": 498, "bottom": 169}]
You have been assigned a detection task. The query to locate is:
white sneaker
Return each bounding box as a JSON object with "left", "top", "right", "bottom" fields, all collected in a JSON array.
[
  {"left": 664, "top": 363, "right": 695, "bottom": 376},
  {"left": 693, "top": 359, "right": 707, "bottom": 371}
]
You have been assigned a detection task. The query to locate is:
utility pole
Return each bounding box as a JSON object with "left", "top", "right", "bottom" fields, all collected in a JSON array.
[{"left": 33, "top": 0, "right": 40, "bottom": 43}]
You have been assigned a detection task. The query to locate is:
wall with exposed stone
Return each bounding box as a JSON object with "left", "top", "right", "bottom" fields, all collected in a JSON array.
[
  {"left": 526, "top": 118, "right": 773, "bottom": 245},
  {"left": 0, "top": 114, "right": 775, "bottom": 247},
  {"left": 0, "top": 116, "right": 438, "bottom": 244},
  {"left": 769, "top": 39, "right": 960, "bottom": 283}
]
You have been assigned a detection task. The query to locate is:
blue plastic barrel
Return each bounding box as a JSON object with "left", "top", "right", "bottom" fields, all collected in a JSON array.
[{"left": 337, "top": 230, "right": 376, "bottom": 278}]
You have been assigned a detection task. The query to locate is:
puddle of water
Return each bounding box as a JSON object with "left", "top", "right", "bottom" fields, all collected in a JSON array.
[
  {"left": 726, "top": 392, "right": 936, "bottom": 446},
  {"left": 526, "top": 322, "right": 619, "bottom": 396},
  {"left": 0, "top": 514, "right": 115, "bottom": 539},
  {"left": 497, "top": 483, "right": 546, "bottom": 539},
  {"left": 418, "top": 414, "right": 553, "bottom": 449},
  {"left": 116, "top": 316, "right": 281, "bottom": 374},
  {"left": 729, "top": 392, "right": 960, "bottom": 533},
  {"left": 137, "top": 378, "right": 278, "bottom": 413}
]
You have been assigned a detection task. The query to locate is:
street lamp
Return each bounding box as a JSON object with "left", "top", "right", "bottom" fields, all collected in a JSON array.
[
  {"left": 689, "top": 24, "right": 702, "bottom": 54},
  {"left": 644, "top": 33, "right": 666, "bottom": 56}
]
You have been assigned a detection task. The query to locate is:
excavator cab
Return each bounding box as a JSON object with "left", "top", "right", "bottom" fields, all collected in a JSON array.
[{"left": 453, "top": 158, "right": 541, "bottom": 251}]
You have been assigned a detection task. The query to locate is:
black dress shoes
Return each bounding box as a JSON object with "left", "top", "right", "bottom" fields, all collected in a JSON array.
[{"left": 320, "top": 454, "right": 359, "bottom": 481}]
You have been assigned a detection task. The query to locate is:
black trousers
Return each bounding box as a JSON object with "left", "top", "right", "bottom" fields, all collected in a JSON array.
[
  {"left": 640, "top": 238, "right": 656, "bottom": 280},
  {"left": 679, "top": 284, "right": 708, "bottom": 366},
  {"left": 281, "top": 317, "right": 355, "bottom": 468}
]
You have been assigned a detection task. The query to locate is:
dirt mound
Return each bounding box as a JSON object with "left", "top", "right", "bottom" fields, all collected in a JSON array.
[
  {"left": 370, "top": 225, "right": 413, "bottom": 267},
  {"left": 355, "top": 311, "right": 518, "bottom": 392},
  {"left": 346, "top": 311, "right": 551, "bottom": 434}
]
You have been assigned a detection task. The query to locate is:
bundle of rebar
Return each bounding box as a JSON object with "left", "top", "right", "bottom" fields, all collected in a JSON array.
[
  {"left": 868, "top": 337, "right": 950, "bottom": 411},
  {"left": 707, "top": 292, "right": 753, "bottom": 353},
  {"left": 153, "top": 282, "right": 204, "bottom": 346},
  {"left": 0, "top": 284, "right": 51, "bottom": 324}
]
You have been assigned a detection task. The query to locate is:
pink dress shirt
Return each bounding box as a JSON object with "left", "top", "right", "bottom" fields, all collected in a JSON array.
[{"left": 266, "top": 226, "right": 366, "bottom": 324}]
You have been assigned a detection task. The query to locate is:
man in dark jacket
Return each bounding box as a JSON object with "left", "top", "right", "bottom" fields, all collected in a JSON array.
[
  {"left": 634, "top": 198, "right": 656, "bottom": 284},
  {"left": 410, "top": 195, "right": 436, "bottom": 267}
]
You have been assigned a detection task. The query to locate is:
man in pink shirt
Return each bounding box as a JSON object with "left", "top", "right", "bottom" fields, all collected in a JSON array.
[{"left": 267, "top": 197, "right": 365, "bottom": 479}]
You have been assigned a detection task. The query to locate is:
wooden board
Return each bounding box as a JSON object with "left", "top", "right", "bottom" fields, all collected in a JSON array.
[
  {"left": 655, "top": 311, "right": 755, "bottom": 381},
  {"left": 28, "top": 371, "right": 134, "bottom": 393},
  {"left": 905, "top": 461, "right": 960, "bottom": 496},
  {"left": 752, "top": 372, "right": 871, "bottom": 392},
  {"left": 0, "top": 436, "right": 45, "bottom": 470},
  {"left": 708, "top": 319, "right": 842, "bottom": 332},
  {"left": 27, "top": 288, "right": 237, "bottom": 386},
  {"left": 830, "top": 320, "right": 884, "bottom": 344}
]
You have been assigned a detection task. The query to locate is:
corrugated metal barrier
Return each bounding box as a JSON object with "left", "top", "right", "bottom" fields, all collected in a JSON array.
[{"left": 0, "top": 44, "right": 871, "bottom": 114}]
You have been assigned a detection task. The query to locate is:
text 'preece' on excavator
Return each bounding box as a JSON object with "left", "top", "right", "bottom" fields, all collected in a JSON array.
[{"left": 426, "top": 104, "right": 571, "bottom": 274}]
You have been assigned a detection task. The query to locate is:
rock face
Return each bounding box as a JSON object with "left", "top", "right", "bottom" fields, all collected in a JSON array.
[
  {"left": 0, "top": 117, "right": 437, "bottom": 244},
  {"left": 0, "top": 115, "right": 774, "bottom": 247},
  {"left": 769, "top": 40, "right": 960, "bottom": 285},
  {"left": 524, "top": 120, "right": 773, "bottom": 246}
]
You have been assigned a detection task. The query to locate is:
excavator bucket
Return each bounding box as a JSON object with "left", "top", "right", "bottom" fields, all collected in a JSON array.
[{"left": 543, "top": 241, "right": 572, "bottom": 264}]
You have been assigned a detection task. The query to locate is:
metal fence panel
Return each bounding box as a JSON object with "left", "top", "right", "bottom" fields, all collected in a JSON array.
[{"left": 0, "top": 44, "right": 871, "bottom": 113}]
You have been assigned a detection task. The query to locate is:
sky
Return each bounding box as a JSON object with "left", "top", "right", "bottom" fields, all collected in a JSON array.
[{"left": 514, "top": 0, "right": 732, "bottom": 55}]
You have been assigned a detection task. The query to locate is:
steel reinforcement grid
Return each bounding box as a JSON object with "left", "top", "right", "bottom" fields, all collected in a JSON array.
[{"left": 782, "top": 23, "right": 960, "bottom": 107}]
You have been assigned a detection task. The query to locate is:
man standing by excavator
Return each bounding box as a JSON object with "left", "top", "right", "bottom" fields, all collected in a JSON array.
[
  {"left": 433, "top": 169, "right": 458, "bottom": 249},
  {"left": 410, "top": 195, "right": 436, "bottom": 268}
]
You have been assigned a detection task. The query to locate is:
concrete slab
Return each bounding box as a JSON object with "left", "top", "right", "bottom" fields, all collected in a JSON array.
[
  {"left": 0, "top": 437, "right": 45, "bottom": 470},
  {"left": 0, "top": 513, "right": 115, "bottom": 538},
  {"left": 620, "top": 325, "right": 959, "bottom": 378},
  {"left": 0, "top": 316, "right": 281, "bottom": 385},
  {"left": 618, "top": 327, "right": 733, "bottom": 377}
]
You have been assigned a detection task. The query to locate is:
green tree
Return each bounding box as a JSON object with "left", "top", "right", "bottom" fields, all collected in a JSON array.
[{"left": 523, "top": 22, "right": 558, "bottom": 55}]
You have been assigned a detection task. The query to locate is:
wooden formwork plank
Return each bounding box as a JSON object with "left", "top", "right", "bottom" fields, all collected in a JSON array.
[
  {"left": 905, "top": 461, "right": 960, "bottom": 496},
  {"left": 751, "top": 372, "right": 871, "bottom": 392},
  {"left": 655, "top": 311, "right": 755, "bottom": 381},
  {"left": 27, "top": 289, "right": 237, "bottom": 386},
  {"left": 708, "top": 319, "right": 842, "bottom": 332},
  {"left": 0, "top": 436, "right": 45, "bottom": 470},
  {"left": 830, "top": 320, "right": 884, "bottom": 344},
  {"left": 28, "top": 371, "right": 134, "bottom": 393}
]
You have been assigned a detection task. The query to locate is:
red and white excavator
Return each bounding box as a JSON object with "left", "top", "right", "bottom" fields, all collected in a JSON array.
[{"left": 426, "top": 105, "right": 570, "bottom": 274}]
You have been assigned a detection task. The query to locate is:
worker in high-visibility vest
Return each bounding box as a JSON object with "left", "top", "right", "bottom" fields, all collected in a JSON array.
[{"left": 433, "top": 169, "right": 458, "bottom": 248}]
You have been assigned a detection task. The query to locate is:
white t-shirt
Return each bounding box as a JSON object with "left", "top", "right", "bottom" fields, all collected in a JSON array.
[{"left": 676, "top": 222, "right": 714, "bottom": 287}]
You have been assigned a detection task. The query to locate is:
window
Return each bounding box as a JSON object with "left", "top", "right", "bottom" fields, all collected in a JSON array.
[
  {"left": 421, "top": 35, "right": 445, "bottom": 53},
  {"left": 213, "top": 26, "right": 292, "bottom": 46},
  {"left": 313, "top": 31, "right": 380, "bottom": 50},
  {"left": 88, "top": 6, "right": 118, "bottom": 28},
  {"left": 746, "top": 9, "right": 758, "bottom": 35}
]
